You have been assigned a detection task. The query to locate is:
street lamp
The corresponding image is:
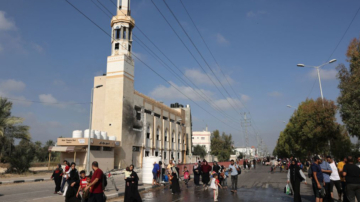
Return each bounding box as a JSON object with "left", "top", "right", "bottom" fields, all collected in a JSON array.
[
  {"left": 86, "top": 84, "right": 103, "bottom": 175},
  {"left": 296, "top": 59, "right": 337, "bottom": 101}
]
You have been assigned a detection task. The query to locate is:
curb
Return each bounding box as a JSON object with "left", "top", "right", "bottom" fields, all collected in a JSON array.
[
  {"left": 106, "top": 185, "right": 153, "bottom": 200},
  {"left": 0, "top": 178, "right": 52, "bottom": 185}
]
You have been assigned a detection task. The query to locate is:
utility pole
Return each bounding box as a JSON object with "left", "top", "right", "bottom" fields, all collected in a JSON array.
[{"left": 241, "top": 113, "right": 251, "bottom": 157}]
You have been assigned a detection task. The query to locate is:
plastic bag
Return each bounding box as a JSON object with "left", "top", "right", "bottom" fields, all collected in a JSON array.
[{"left": 285, "top": 184, "right": 292, "bottom": 195}]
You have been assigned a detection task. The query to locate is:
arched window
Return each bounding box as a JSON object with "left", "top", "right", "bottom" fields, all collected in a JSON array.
[
  {"left": 165, "top": 129, "right": 168, "bottom": 142},
  {"left": 156, "top": 128, "right": 160, "bottom": 140},
  {"left": 146, "top": 126, "right": 150, "bottom": 139}
]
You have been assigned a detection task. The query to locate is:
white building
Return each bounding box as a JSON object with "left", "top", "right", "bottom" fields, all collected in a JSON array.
[
  {"left": 192, "top": 128, "right": 211, "bottom": 153},
  {"left": 234, "top": 146, "right": 256, "bottom": 157}
]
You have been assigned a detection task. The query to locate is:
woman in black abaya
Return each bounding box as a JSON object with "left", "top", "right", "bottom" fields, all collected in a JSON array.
[
  {"left": 287, "top": 160, "right": 307, "bottom": 202},
  {"left": 124, "top": 164, "right": 142, "bottom": 202},
  {"left": 193, "top": 162, "right": 201, "bottom": 186},
  {"left": 170, "top": 166, "right": 181, "bottom": 194}
]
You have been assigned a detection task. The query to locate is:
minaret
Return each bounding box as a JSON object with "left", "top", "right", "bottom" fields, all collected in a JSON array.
[{"left": 103, "top": 0, "right": 135, "bottom": 168}]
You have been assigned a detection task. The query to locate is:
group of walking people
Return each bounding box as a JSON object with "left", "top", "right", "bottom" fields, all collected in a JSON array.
[
  {"left": 286, "top": 155, "right": 360, "bottom": 202},
  {"left": 152, "top": 159, "right": 241, "bottom": 201},
  {"left": 51, "top": 160, "right": 142, "bottom": 202}
]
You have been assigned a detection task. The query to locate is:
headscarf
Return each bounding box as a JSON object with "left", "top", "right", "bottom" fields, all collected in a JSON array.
[{"left": 171, "top": 166, "right": 178, "bottom": 179}]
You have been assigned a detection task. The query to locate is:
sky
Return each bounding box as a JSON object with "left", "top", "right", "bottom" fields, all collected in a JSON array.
[{"left": 0, "top": 0, "right": 360, "bottom": 152}]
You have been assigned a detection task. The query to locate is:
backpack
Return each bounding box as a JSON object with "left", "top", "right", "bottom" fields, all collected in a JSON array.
[
  {"left": 102, "top": 173, "right": 108, "bottom": 189},
  {"left": 307, "top": 166, "right": 313, "bottom": 178},
  {"left": 184, "top": 171, "right": 189, "bottom": 180},
  {"left": 236, "top": 165, "right": 241, "bottom": 175}
]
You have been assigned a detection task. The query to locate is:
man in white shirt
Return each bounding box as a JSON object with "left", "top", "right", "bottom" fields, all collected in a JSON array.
[
  {"left": 326, "top": 156, "right": 341, "bottom": 201},
  {"left": 228, "top": 160, "right": 240, "bottom": 193}
]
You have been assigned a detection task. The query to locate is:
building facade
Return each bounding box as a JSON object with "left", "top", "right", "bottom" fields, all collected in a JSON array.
[
  {"left": 192, "top": 128, "right": 211, "bottom": 153},
  {"left": 234, "top": 146, "right": 257, "bottom": 158},
  {"left": 90, "top": 0, "right": 192, "bottom": 169}
]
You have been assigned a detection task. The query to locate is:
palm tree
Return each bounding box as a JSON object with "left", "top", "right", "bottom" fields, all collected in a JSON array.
[{"left": 0, "top": 97, "right": 30, "bottom": 159}]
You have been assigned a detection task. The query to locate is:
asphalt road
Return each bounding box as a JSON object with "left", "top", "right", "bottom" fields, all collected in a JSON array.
[
  {"left": 109, "top": 165, "right": 315, "bottom": 202},
  {"left": 0, "top": 165, "right": 316, "bottom": 202}
]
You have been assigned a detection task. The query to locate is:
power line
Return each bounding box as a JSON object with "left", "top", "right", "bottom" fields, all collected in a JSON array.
[
  {"left": 151, "top": 0, "right": 242, "bottom": 116},
  {"left": 64, "top": 0, "right": 242, "bottom": 132}
]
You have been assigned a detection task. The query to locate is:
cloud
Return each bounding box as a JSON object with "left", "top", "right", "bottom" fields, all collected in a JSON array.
[
  {"left": 53, "top": 79, "right": 66, "bottom": 87},
  {"left": 149, "top": 81, "right": 213, "bottom": 101},
  {"left": 216, "top": 33, "right": 229, "bottom": 45},
  {"left": 0, "top": 79, "right": 25, "bottom": 93},
  {"left": 309, "top": 69, "right": 337, "bottom": 80},
  {"left": 212, "top": 95, "right": 250, "bottom": 110},
  {"left": 184, "top": 69, "right": 234, "bottom": 86},
  {"left": 39, "top": 94, "right": 65, "bottom": 108},
  {"left": 0, "top": 79, "right": 31, "bottom": 106},
  {"left": 30, "top": 42, "right": 44, "bottom": 53},
  {"left": 246, "top": 10, "right": 267, "bottom": 18},
  {"left": 268, "top": 91, "right": 283, "bottom": 97},
  {"left": 0, "top": 11, "right": 16, "bottom": 31}
]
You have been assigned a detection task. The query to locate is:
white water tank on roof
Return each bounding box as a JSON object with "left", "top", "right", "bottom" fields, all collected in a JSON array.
[
  {"left": 108, "top": 136, "right": 116, "bottom": 141},
  {"left": 101, "top": 131, "right": 107, "bottom": 140},
  {"left": 94, "top": 130, "right": 101, "bottom": 139},
  {"left": 84, "top": 129, "right": 95, "bottom": 138},
  {"left": 142, "top": 156, "right": 161, "bottom": 184},
  {"left": 72, "top": 130, "right": 83, "bottom": 138}
]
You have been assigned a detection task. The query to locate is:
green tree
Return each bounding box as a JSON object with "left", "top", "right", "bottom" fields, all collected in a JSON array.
[
  {"left": 273, "top": 98, "right": 342, "bottom": 158},
  {"left": 193, "top": 145, "right": 207, "bottom": 158},
  {"left": 210, "top": 130, "right": 234, "bottom": 162},
  {"left": 6, "top": 139, "right": 36, "bottom": 173},
  {"left": 337, "top": 36, "right": 360, "bottom": 137},
  {"left": 0, "top": 98, "right": 30, "bottom": 162}
]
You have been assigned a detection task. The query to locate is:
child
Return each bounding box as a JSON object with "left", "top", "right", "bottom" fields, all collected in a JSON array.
[
  {"left": 124, "top": 167, "right": 131, "bottom": 179},
  {"left": 210, "top": 173, "right": 222, "bottom": 201},
  {"left": 76, "top": 170, "right": 88, "bottom": 202},
  {"left": 183, "top": 166, "right": 190, "bottom": 188}
]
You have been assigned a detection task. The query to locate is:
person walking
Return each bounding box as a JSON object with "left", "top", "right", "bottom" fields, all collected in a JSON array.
[
  {"left": 326, "top": 156, "right": 342, "bottom": 201},
  {"left": 193, "top": 162, "right": 201, "bottom": 186},
  {"left": 210, "top": 173, "right": 222, "bottom": 201},
  {"left": 311, "top": 156, "right": 325, "bottom": 202},
  {"left": 152, "top": 162, "right": 160, "bottom": 186},
  {"left": 124, "top": 164, "right": 142, "bottom": 202},
  {"left": 320, "top": 158, "right": 333, "bottom": 202},
  {"left": 229, "top": 160, "right": 240, "bottom": 193},
  {"left": 76, "top": 170, "right": 89, "bottom": 202},
  {"left": 51, "top": 164, "right": 63, "bottom": 194},
  {"left": 85, "top": 161, "right": 105, "bottom": 202},
  {"left": 201, "top": 161, "right": 212, "bottom": 190},
  {"left": 287, "top": 160, "right": 307, "bottom": 202},
  {"left": 343, "top": 156, "right": 360, "bottom": 202},
  {"left": 170, "top": 166, "right": 181, "bottom": 194},
  {"left": 65, "top": 162, "right": 81, "bottom": 202},
  {"left": 61, "top": 160, "right": 71, "bottom": 194},
  {"left": 338, "top": 156, "right": 349, "bottom": 202}
]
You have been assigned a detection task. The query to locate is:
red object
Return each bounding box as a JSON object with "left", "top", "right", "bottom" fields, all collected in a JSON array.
[
  {"left": 90, "top": 168, "right": 104, "bottom": 193},
  {"left": 80, "top": 177, "right": 88, "bottom": 189},
  {"left": 64, "top": 165, "right": 70, "bottom": 172},
  {"left": 201, "top": 164, "right": 212, "bottom": 173},
  {"left": 215, "top": 178, "right": 220, "bottom": 185}
]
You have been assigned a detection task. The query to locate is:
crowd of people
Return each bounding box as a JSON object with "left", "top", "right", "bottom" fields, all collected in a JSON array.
[
  {"left": 150, "top": 159, "right": 242, "bottom": 201},
  {"left": 51, "top": 160, "right": 142, "bottom": 202},
  {"left": 281, "top": 155, "right": 360, "bottom": 202}
]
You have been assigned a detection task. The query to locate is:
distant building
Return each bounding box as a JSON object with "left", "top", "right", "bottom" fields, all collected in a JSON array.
[
  {"left": 234, "top": 146, "right": 256, "bottom": 158},
  {"left": 192, "top": 127, "right": 211, "bottom": 153}
]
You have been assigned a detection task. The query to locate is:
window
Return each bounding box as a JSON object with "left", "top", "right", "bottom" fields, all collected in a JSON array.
[
  {"left": 201, "top": 137, "right": 205, "bottom": 140},
  {"left": 135, "top": 106, "right": 141, "bottom": 121},
  {"left": 163, "top": 116, "right": 168, "bottom": 120},
  {"left": 156, "top": 129, "right": 160, "bottom": 140},
  {"left": 164, "top": 152, "right": 167, "bottom": 159},
  {"left": 145, "top": 151, "right": 149, "bottom": 157},
  {"left": 132, "top": 146, "right": 140, "bottom": 152},
  {"left": 115, "top": 29, "right": 120, "bottom": 39},
  {"left": 115, "top": 43, "right": 119, "bottom": 50},
  {"left": 145, "top": 109, "right": 152, "bottom": 114},
  {"left": 165, "top": 130, "right": 168, "bottom": 142},
  {"left": 154, "top": 113, "right": 160, "bottom": 118},
  {"left": 155, "top": 151, "right": 158, "bottom": 157},
  {"left": 178, "top": 138, "right": 180, "bottom": 143},
  {"left": 90, "top": 146, "right": 101, "bottom": 151},
  {"left": 165, "top": 136, "right": 167, "bottom": 142},
  {"left": 128, "top": 44, "right": 131, "bottom": 52},
  {"left": 147, "top": 133, "right": 150, "bottom": 139},
  {"left": 178, "top": 152, "right": 180, "bottom": 160},
  {"left": 103, "top": 147, "right": 113, "bottom": 151},
  {"left": 123, "top": 27, "right": 127, "bottom": 39}
]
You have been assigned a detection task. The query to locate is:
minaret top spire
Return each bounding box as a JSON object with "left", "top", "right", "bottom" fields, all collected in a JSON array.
[{"left": 117, "top": 0, "right": 130, "bottom": 15}]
